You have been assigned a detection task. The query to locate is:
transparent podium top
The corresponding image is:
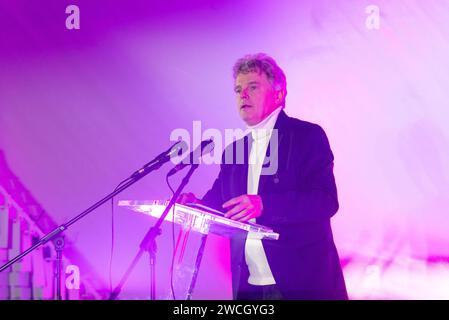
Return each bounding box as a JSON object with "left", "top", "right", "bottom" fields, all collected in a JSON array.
[{"left": 118, "top": 200, "right": 279, "bottom": 240}]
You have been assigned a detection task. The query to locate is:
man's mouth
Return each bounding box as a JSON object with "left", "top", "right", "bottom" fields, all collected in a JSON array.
[{"left": 240, "top": 104, "right": 252, "bottom": 110}]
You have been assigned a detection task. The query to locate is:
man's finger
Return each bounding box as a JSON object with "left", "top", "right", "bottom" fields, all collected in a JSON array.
[
  {"left": 229, "top": 209, "right": 251, "bottom": 222},
  {"left": 222, "top": 195, "right": 244, "bottom": 208},
  {"left": 224, "top": 204, "right": 245, "bottom": 218}
]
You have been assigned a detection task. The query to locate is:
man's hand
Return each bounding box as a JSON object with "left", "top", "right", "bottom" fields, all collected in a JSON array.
[
  {"left": 177, "top": 192, "right": 201, "bottom": 205},
  {"left": 222, "top": 195, "right": 263, "bottom": 222}
]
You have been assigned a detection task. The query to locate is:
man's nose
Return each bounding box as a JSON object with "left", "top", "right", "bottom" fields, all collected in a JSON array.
[{"left": 240, "top": 88, "right": 249, "bottom": 100}]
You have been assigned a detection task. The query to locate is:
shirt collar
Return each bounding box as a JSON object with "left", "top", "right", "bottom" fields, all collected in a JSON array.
[{"left": 247, "top": 106, "right": 283, "bottom": 141}]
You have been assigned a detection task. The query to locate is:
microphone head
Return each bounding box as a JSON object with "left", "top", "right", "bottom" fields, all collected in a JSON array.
[
  {"left": 167, "top": 138, "right": 215, "bottom": 177},
  {"left": 168, "top": 140, "right": 189, "bottom": 159},
  {"left": 201, "top": 138, "right": 215, "bottom": 152}
]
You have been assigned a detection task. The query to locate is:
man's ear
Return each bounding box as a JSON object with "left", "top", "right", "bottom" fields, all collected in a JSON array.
[{"left": 275, "top": 88, "right": 285, "bottom": 105}]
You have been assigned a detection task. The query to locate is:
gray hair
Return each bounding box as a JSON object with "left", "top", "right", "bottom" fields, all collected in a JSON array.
[{"left": 232, "top": 53, "right": 287, "bottom": 107}]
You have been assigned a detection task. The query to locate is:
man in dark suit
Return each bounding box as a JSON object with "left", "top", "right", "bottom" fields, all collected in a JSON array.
[{"left": 179, "top": 53, "right": 347, "bottom": 300}]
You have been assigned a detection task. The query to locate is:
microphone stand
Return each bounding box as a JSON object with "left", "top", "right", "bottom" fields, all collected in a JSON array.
[
  {"left": 109, "top": 163, "right": 199, "bottom": 300},
  {"left": 0, "top": 142, "right": 182, "bottom": 300}
]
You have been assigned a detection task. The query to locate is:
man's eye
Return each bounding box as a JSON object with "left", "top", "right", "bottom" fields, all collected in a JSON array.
[
  {"left": 235, "top": 89, "right": 241, "bottom": 94},
  {"left": 250, "top": 85, "right": 258, "bottom": 91}
]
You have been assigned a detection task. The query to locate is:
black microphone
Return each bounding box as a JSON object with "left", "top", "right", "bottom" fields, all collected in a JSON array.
[
  {"left": 130, "top": 140, "right": 187, "bottom": 178},
  {"left": 157, "top": 140, "right": 188, "bottom": 161},
  {"left": 167, "top": 138, "right": 214, "bottom": 176}
]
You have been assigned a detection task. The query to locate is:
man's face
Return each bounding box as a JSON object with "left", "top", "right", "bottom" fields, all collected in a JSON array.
[{"left": 234, "top": 70, "right": 280, "bottom": 126}]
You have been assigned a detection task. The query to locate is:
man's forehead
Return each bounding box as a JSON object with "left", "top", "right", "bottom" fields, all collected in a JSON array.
[{"left": 235, "top": 71, "right": 269, "bottom": 86}]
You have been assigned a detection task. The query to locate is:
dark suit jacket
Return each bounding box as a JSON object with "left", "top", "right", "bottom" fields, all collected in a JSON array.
[{"left": 202, "top": 110, "right": 348, "bottom": 300}]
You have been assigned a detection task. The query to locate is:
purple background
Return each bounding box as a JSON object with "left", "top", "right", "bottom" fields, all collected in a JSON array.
[{"left": 1, "top": 0, "right": 449, "bottom": 299}]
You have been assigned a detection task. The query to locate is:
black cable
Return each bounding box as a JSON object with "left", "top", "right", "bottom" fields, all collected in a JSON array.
[
  {"left": 166, "top": 174, "right": 177, "bottom": 301},
  {"left": 109, "top": 176, "right": 133, "bottom": 296},
  {"left": 109, "top": 196, "right": 115, "bottom": 294},
  {"left": 109, "top": 157, "right": 175, "bottom": 298},
  {"left": 108, "top": 152, "right": 176, "bottom": 298}
]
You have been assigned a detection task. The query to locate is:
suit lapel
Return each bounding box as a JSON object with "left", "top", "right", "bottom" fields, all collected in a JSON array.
[
  {"left": 232, "top": 110, "right": 290, "bottom": 196},
  {"left": 230, "top": 133, "right": 252, "bottom": 197},
  {"left": 257, "top": 110, "right": 289, "bottom": 194}
]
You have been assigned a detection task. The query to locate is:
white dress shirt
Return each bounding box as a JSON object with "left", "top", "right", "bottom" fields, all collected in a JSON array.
[{"left": 245, "top": 106, "right": 282, "bottom": 285}]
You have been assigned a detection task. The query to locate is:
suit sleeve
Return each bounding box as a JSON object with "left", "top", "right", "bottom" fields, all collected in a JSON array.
[{"left": 260, "top": 125, "right": 339, "bottom": 226}]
